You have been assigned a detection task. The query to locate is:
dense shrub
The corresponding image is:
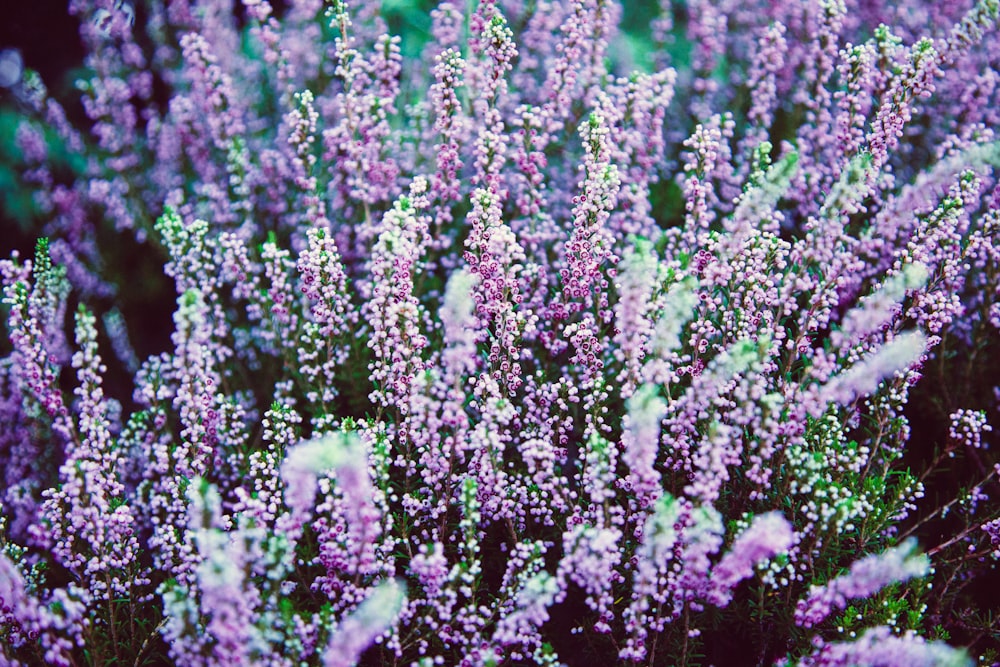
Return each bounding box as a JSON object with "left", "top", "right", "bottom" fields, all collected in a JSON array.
[{"left": 2, "top": 0, "right": 1000, "bottom": 664}]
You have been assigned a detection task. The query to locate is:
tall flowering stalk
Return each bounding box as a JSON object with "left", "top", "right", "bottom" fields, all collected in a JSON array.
[{"left": 794, "top": 539, "right": 930, "bottom": 628}]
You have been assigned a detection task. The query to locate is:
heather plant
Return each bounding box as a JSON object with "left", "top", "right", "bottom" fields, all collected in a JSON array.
[{"left": 1, "top": 0, "right": 1000, "bottom": 665}]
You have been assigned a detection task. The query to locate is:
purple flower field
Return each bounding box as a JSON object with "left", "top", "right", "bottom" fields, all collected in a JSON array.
[{"left": 1, "top": 0, "right": 999, "bottom": 664}]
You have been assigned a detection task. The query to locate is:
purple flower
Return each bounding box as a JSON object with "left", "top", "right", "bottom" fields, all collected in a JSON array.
[
  {"left": 790, "top": 626, "right": 972, "bottom": 667},
  {"left": 795, "top": 539, "right": 930, "bottom": 628},
  {"left": 323, "top": 579, "right": 406, "bottom": 667},
  {"left": 708, "top": 512, "right": 796, "bottom": 606},
  {"left": 280, "top": 430, "right": 372, "bottom": 545}
]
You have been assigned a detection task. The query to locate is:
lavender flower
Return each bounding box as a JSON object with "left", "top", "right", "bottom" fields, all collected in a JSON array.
[
  {"left": 795, "top": 539, "right": 931, "bottom": 628},
  {"left": 279, "top": 430, "right": 371, "bottom": 545},
  {"left": 323, "top": 579, "right": 406, "bottom": 667},
  {"left": 789, "top": 626, "right": 972, "bottom": 667},
  {"left": 708, "top": 512, "right": 796, "bottom": 606},
  {"left": 818, "top": 331, "right": 928, "bottom": 409},
  {"left": 949, "top": 408, "right": 993, "bottom": 449},
  {"left": 621, "top": 383, "right": 667, "bottom": 512}
]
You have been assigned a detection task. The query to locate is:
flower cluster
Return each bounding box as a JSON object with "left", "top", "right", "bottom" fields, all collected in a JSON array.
[{"left": 2, "top": 0, "right": 1000, "bottom": 665}]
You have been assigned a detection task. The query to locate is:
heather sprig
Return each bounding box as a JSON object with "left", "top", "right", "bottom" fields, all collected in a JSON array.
[{"left": 794, "top": 539, "right": 931, "bottom": 628}]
